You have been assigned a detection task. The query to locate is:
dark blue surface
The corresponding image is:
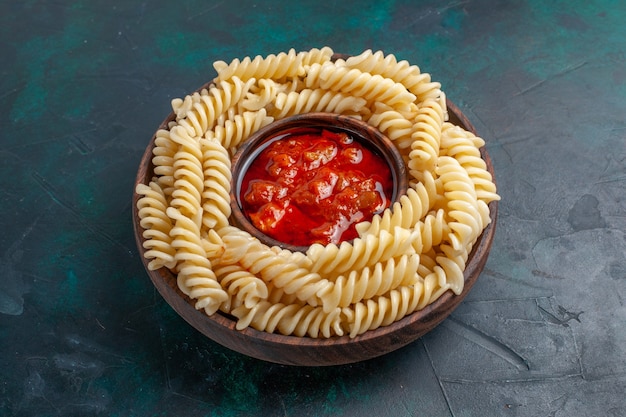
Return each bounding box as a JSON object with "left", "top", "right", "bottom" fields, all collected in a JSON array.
[{"left": 1, "top": 1, "right": 625, "bottom": 416}]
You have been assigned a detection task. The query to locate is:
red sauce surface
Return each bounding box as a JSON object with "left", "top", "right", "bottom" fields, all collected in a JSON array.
[{"left": 240, "top": 127, "right": 394, "bottom": 246}]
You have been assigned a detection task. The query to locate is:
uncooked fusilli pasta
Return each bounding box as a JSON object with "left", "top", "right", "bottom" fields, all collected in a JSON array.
[{"left": 135, "top": 47, "right": 499, "bottom": 338}]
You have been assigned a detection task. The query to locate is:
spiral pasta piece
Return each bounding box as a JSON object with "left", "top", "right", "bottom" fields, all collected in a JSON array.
[
  {"left": 437, "top": 243, "right": 469, "bottom": 295},
  {"left": 341, "top": 281, "right": 430, "bottom": 338},
  {"left": 366, "top": 103, "right": 415, "bottom": 152},
  {"left": 407, "top": 97, "right": 446, "bottom": 176},
  {"left": 205, "top": 108, "right": 274, "bottom": 151},
  {"left": 441, "top": 122, "right": 500, "bottom": 204},
  {"left": 344, "top": 49, "right": 443, "bottom": 103},
  {"left": 306, "top": 227, "right": 417, "bottom": 276},
  {"left": 233, "top": 301, "right": 344, "bottom": 338},
  {"left": 213, "top": 48, "right": 304, "bottom": 83},
  {"left": 172, "top": 77, "right": 256, "bottom": 138},
  {"left": 168, "top": 207, "right": 229, "bottom": 315},
  {"left": 436, "top": 156, "right": 485, "bottom": 252},
  {"left": 135, "top": 182, "right": 176, "bottom": 270},
  {"left": 305, "top": 61, "right": 417, "bottom": 109},
  {"left": 270, "top": 88, "right": 367, "bottom": 119},
  {"left": 199, "top": 138, "right": 232, "bottom": 229},
  {"left": 214, "top": 227, "right": 324, "bottom": 305},
  {"left": 167, "top": 126, "right": 205, "bottom": 220},
  {"left": 151, "top": 128, "right": 178, "bottom": 197}
]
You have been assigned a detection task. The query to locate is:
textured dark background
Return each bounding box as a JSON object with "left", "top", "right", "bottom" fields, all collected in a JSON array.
[{"left": 1, "top": 1, "right": 625, "bottom": 416}]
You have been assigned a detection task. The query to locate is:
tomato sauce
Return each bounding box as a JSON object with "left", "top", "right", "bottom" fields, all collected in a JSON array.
[{"left": 240, "top": 127, "right": 394, "bottom": 246}]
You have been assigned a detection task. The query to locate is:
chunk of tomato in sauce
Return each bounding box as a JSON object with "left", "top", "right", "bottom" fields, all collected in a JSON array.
[{"left": 244, "top": 180, "right": 288, "bottom": 206}]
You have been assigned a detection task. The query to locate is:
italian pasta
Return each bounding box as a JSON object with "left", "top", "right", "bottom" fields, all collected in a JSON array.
[
  {"left": 305, "top": 61, "right": 417, "bottom": 109},
  {"left": 344, "top": 49, "right": 443, "bottom": 104},
  {"left": 212, "top": 48, "right": 304, "bottom": 83},
  {"left": 172, "top": 77, "right": 256, "bottom": 137},
  {"left": 135, "top": 47, "right": 499, "bottom": 338},
  {"left": 135, "top": 181, "right": 176, "bottom": 270},
  {"left": 270, "top": 88, "right": 367, "bottom": 119}
]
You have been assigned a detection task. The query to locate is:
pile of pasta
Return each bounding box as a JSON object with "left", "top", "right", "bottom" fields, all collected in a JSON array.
[{"left": 135, "top": 47, "right": 499, "bottom": 338}]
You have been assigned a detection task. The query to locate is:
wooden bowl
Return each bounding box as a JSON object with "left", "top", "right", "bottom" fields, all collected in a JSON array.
[
  {"left": 229, "top": 112, "right": 409, "bottom": 253},
  {"left": 133, "top": 98, "right": 498, "bottom": 367}
]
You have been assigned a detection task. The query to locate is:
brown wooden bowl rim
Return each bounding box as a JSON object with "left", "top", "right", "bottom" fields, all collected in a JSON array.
[{"left": 132, "top": 54, "right": 498, "bottom": 365}]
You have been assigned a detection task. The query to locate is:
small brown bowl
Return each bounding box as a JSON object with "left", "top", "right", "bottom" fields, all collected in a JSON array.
[
  {"left": 229, "top": 112, "right": 409, "bottom": 253},
  {"left": 132, "top": 100, "right": 498, "bottom": 366}
]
